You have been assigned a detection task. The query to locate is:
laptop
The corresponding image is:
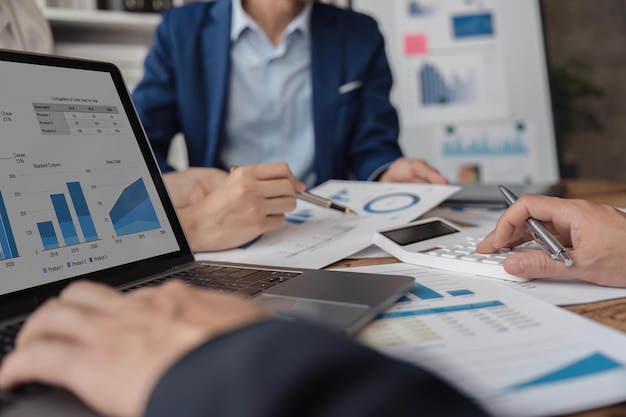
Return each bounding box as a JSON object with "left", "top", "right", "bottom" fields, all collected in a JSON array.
[
  {"left": 0, "top": 50, "right": 413, "bottom": 416},
  {"left": 441, "top": 182, "right": 566, "bottom": 208}
]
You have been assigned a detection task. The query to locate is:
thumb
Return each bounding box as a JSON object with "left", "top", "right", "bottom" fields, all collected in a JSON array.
[{"left": 503, "top": 252, "right": 570, "bottom": 278}]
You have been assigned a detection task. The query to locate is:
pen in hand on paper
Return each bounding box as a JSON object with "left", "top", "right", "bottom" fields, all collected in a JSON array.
[
  {"left": 296, "top": 191, "right": 358, "bottom": 216},
  {"left": 499, "top": 185, "right": 573, "bottom": 267},
  {"left": 229, "top": 165, "right": 358, "bottom": 216}
]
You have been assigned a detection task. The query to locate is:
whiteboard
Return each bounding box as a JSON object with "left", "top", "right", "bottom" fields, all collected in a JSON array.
[{"left": 351, "top": 0, "right": 559, "bottom": 184}]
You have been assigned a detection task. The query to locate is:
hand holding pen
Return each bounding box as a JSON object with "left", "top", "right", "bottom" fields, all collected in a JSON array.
[
  {"left": 476, "top": 190, "right": 626, "bottom": 286},
  {"left": 498, "top": 186, "right": 573, "bottom": 266},
  {"left": 230, "top": 165, "right": 358, "bottom": 216}
]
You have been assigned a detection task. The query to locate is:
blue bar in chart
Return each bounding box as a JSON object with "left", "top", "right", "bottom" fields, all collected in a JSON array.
[
  {"left": 51, "top": 194, "right": 80, "bottom": 246},
  {"left": 419, "top": 63, "right": 477, "bottom": 106},
  {"left": 67, "top": 182, "right": 98, "bottom": 242},
  {"left": 408, "top": 1, "right": 433, "bottom": 16},
  {"left": 507, "top": 352, "right": 623, "bottom": 391},
  {"left": 410, "top": 282, "right": 444, "bottom": 300},
  {"left": 448, "top": 289, "right": 474, "bottom": 296},
  {"left": 453, "top": 13, "right": 494, "bottom": 39},
  {"left": 0, "top": 192, "right": 19, "bottom": 260},
  {"left": 110, "top": 178, "right": 161, "bottom": 236},
  {"left": 442, "top": 133, "right": 528, "bottom": 157},
  {"left": 285, "top": 209, "right": 313, "bottom": 225},
  {"left": 37, "top": 221, "right": 60, "bottom": 250},
  {"left": 378, "top": 301, "right": 505, "bottom": 320}
]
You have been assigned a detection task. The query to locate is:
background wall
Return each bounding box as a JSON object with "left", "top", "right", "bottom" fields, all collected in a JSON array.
[{"left": 542, "top": 0, "right": 626, "bottom": 180}]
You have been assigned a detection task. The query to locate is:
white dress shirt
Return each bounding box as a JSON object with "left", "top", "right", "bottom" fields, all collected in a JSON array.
[{"left": 220, "top": 0, "right": 316, "bottom": 186}]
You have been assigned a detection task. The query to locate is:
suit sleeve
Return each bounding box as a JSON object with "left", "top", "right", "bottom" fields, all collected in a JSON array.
[
  {"left": 144, "top": 321, "right": 489, "bottom": 417},
  {"left": 345, "top": 18, "right": 403, "bottom": 181},
  {"left": 132, "top": 10, "right": 181, "bottom": 173}
]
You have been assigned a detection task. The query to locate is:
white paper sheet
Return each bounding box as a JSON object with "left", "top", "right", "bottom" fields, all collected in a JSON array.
[
  {"left": 339, "top": 263, "right": 626, "bottom": 417},
  {"left": 196, "top": 181, "right": 460, "bottom": 269}
]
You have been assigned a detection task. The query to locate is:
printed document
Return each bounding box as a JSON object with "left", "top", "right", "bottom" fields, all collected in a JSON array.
[
  {"left": 196, "top": 181, "right": 459, "bottom": 269},
  {"left": 341, "top": 263, "right": 626, "bottom": 417}
]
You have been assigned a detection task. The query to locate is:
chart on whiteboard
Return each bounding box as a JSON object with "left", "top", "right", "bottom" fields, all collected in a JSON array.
[{"left": 196, "top": 180, "right": 460, "bottom": 269}]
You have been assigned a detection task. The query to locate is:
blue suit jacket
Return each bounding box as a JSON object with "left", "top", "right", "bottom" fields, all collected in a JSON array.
[
  {"left": 132, "top": 0, "right": 402, "bottom": 184},
  {"left": 145, "top": 321, "right": 488, "bottom": 417}
]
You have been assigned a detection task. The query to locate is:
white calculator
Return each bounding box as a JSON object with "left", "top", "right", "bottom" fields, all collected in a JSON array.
[{"left": 373, "top": 217, "right": 534, "bottom": 282}]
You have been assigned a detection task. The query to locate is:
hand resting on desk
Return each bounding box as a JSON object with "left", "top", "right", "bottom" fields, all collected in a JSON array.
[
  {"left": 476, "top": 195, "right": 626, "bottom": 287},
  {"left": 378, "top": 157, "right": 449, "bottom": 184}
]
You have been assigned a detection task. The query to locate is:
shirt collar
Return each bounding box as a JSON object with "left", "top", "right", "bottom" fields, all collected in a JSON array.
[{"left": 231, "top": 0, "right": 312, "bottom": 42}]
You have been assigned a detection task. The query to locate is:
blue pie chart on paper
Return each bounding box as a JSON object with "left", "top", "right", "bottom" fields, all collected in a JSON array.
[{"left": 363, "top": 193, "right": 420, "bottom": 214}]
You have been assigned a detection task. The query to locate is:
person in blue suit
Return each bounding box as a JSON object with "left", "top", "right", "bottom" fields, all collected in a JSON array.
[{"left": 133, "top": 0, "right": 448, "bottom": 252}]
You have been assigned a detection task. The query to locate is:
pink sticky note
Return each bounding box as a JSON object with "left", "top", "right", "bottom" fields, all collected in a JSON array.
[{"left": 404, "top": 34, "right": 428, "bottom": 56}]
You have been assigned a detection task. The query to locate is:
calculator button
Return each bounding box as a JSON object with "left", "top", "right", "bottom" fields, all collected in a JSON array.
[
  {"left": 481, "top": 258, "right": 505, "bottom": 265},
  {"left": 460, "top": 255, "right": 482, "bottom": 262},
  {"left": 441, "top": 252, "right": 464, "bottom": 259}
]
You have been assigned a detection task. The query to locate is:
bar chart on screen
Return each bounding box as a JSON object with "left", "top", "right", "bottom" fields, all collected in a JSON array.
[
  {"left": 36, "top": 181, "right": 100, "bottom": 250},
  {"left": 0, "top": 191, "right": 19, "bottom": 260}
]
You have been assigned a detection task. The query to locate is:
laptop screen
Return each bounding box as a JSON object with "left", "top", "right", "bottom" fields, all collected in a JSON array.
[{"left": 0, "top": 51, "right": 191, "bottom": 302}]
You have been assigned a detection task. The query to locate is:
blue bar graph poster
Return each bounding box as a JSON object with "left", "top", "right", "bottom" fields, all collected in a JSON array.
[
  {"left": 420, "top": 62, "right": 477, "bottom": 106},
  {"left": 0, "top": 191, "right": 19, "bottom": 260},
  {"left": 109, "top": 178, "right": 161, "bottom": 236}
]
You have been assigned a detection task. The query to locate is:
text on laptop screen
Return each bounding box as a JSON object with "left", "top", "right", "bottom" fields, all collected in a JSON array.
[{"left": 0, "top": 59, "right": 180, "bottom": 295}]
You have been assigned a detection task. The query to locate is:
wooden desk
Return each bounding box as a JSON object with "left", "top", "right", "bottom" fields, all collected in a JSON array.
[{"left": 330, "top": 179, "right": 626, "bottom": 417}]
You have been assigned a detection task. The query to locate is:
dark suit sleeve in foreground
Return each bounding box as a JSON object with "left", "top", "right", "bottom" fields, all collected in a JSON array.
[{"left": 144, "top": 321, "right": 489, "bottom": 417}]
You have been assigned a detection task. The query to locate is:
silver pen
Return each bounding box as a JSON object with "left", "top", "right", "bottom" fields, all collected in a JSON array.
[{"left": 499, "top": 186, "right": 573, "bottom": 267}]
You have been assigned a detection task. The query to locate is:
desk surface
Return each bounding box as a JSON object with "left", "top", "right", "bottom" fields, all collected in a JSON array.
[{"left": 329, "top": 179, "right": 626, "bottom": 417}]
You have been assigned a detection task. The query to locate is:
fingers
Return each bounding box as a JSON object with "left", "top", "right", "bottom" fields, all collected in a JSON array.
[
  {"left": 502, "top": 251, "right": 573, "bottom": 279},
  {"left": 476, "top": 229, "right": 532, "bottom": 254},
  {"left": 59, "top": 281, "right": 124, "bottom": 312},
  {"left": 0, "top": 340, "right": 79, "bottom": 390},
  {"left": 15, "top": 298, "right": 101, "bottom": 348},
  {"left": 412, "top": 160, "right": 448, "bottom": 184},
  {"left": 234, "top": 163, "right": 306, "bottom": 193},
  {"left": 380, "top": 158, "right": 449, "bottom": 184}
]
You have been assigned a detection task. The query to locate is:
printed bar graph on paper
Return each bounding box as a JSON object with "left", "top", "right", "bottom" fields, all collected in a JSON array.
[
  {"left": 37, "top": 221, "right": 60, "bottom": 250},
  {"left": 0, "top": 191, "right": 19, "bottom": 260},
  {"left": 419, "top": 63, "right": 477, "bottom": 106},
  {"left": 378, "top": 301, "right": 505, "bottom": 320},
  {"left": 507, "top": 352, "right": 624, "bottom": 391},
  {"left": 453, "top": 13, "right": 494, "bottom": 39},
  {"left": 443, "top": 132, "right": 528, "bottom": 157},
  {"left": 67, "top": 182, "right": 99, "bottom": 242},
  {"left": 410, "top": 282, "right": 444, "bottom": 300},
  {"left": 448, "top": 289, "right": 474, "bottom": 296},
  {"left": 408, "top": 1, "right": 433, "bottom": 16},
  {"left": 51, "top": 194, "right": 80, "bottom": 246},
  {"left": 109, "top": 178, "right": 161, "bottom": 236}
]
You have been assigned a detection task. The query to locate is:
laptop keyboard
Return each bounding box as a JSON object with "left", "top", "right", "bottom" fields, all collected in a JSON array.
[
  {"left": 0, "top": 322, "right": 21, "bottom": 362},
  {"left": 127, "top": 263, "right": 301, "bottom": 297},
  {"left": 0, "top": 263, "right": 300, "bottom": 404}
]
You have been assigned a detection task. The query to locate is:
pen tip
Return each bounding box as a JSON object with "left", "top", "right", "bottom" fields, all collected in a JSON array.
[{"left": 346, "top": 209, "right": 358, "bottom": 216}]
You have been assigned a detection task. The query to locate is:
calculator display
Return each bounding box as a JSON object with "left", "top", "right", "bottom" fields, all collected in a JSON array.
[{"left": 381, "top": 220, "right": 460, "bottom": 246}]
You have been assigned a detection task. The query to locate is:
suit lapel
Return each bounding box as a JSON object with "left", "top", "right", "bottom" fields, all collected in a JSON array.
[
  {"left": 201, "top": 0, "right": 232, "bottom": 166},
  {"left": 311, "top": 5, "right": 342, "bottom": 182}
]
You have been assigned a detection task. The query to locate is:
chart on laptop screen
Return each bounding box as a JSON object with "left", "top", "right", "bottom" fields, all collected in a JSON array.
[{"left": 0, "top": 59, "right": 179, "bottom": 295}]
